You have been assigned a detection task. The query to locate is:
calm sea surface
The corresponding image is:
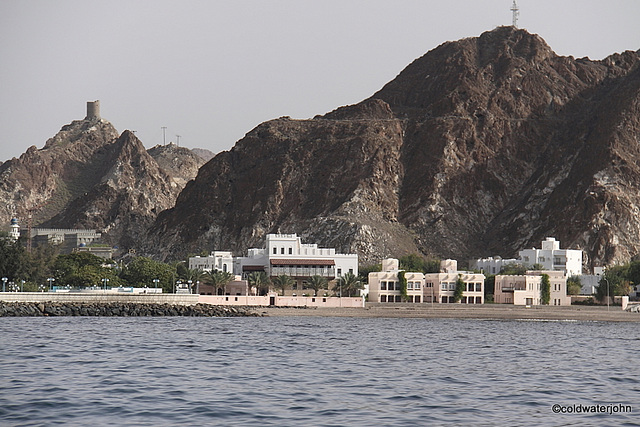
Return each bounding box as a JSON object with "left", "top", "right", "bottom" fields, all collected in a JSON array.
[{"left": 0, "top": 316, "right": 638, "bottom": 426}]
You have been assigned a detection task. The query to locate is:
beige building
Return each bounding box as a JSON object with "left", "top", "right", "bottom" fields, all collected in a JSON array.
[
  {"left": 368, "top": 259, "right": 425, "bottom": 303},
  {"left": 423, "top": 259, "right": 485, "bottom": 304},
  {"left": 494, "top": 270, "right": 571, "bottom": 306},
  {"left": 368, "top": 258, "right": 485, "bottom": 304}
]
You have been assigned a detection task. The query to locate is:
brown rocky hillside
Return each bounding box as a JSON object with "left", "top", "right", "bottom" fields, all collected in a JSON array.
[
  {"left": 0, "top": 113, "right": 205, "bottom": 252},
  {"left": 145, "top": 27, "right": 640, "bottom": 269}
]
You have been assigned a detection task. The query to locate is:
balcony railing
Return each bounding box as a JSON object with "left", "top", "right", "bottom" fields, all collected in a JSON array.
[{"left": 271, "top": 267, "right": 335, "bottom": 278}]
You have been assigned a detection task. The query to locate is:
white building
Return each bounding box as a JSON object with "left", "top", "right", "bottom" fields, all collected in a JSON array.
[
  {"left": 188, "top": 251, "right": 234, "bottom": 273},
  {"left": 189, "top": 234, "right": 358, "bottom": 292},
  {"left": 518, "top": 237, "right": 583, "bottom": 277},
  {"left": 472, "top": 256, "right": 520, "bottom": 275}
]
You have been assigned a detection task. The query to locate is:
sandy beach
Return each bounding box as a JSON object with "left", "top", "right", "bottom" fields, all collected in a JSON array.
[{"left": 257, "top": 303, "right": 640, "bottom": 322}]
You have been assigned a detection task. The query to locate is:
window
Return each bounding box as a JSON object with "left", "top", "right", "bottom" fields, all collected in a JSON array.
[
  {"left": 380, "top": 281, "right": 387, "bottom": 290},
  {"left": 441, "top": 296, "right": 448, "bottom": 303},
  {"left": 448, "top": 283, "right": 455, "bottom": 290},
  {"left": 395, "top": 295, "right": 402, "bottom": 302},
  {"left": 349, "top": 268, "right": 353, "bottom": 274},
  {"left": 273, "top": 247, "right": 277, "bottom": 254},
  {"left": 289, "top": 248, "right": 293, "bottom": 254},
  {"left": 381, "top": 295, "right": 387, "bottom": 302},
  {"left": 395, "top": 282, "right": 401, "bottom": 291},
  {"left": 441, "top": 283, "right": 447, "bottom": 290},
  {"left": 476, "top": 296, "right": 482, "bottom": 304},
  {"left": 337, "top": 268, "right": 342, "bottom": 276},
  {"left": 281, "top": 248, "right": 285, "bottom": 254},
  {"left": 462, "top": 297, "right": 467, "bottom": 304},
  {"left": 415, "top": 296, "right": 421, "bottom": 303},
  {"left": 407, "top": 282, "right": 413, "bottom": 290},
  {"left": 475, "top": 283, "right": 482, "bottom": 292},
  {"left": 467, "top": 283, "right": 474, "bottom": 292}
]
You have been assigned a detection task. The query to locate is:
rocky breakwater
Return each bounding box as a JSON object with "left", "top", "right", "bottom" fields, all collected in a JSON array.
[{"left": 0, "top": 302, "right": 261, "bottom": 317}]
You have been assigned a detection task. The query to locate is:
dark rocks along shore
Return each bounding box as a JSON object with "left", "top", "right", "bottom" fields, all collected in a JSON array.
[{"left": 0, "top": 302, "right": 261, "bottom": 317}]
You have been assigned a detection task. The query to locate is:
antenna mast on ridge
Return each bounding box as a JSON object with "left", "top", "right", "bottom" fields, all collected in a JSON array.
[{"left": 511, "top": 0, "right": 520, "bottom": 28}]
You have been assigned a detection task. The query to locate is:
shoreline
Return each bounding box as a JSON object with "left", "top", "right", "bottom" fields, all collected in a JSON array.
[{"left": 256, "top": 304, "right": 640, "bottom": 322}]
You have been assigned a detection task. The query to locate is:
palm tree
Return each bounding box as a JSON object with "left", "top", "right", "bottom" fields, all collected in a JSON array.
[
  {"left": 333, "top": 272, "right": 363, "bottom": 297},
  {"left": 308, "top": 275, "right": 328, "bottom": 296},
  {"left": 272, "top": 274, "right": 294, "bottom": 296},
  {"left": 248, "top": 271, "right": 269, "bottom": 296},
  {"left": 203, "top": 269, "right": 234, "bottom": 295},
  {"left": 180, "top": 268, "right": 204, "bottom": 294}
]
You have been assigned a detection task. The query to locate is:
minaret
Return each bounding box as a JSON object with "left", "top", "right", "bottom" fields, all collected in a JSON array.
[
  {"left": 511, "top": 0, "right": 519, "bottom": 28},
  {"left": 9, "top": 218, "right": 20, "bottom": 241}
]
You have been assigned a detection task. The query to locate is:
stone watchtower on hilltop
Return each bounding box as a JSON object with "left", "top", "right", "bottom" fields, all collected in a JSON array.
[{"left": 85, "top": 100, "right": 100, "bottom": 120}]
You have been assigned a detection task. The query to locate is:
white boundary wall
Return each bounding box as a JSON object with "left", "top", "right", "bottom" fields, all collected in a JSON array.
[
  {"left": 199, "top": 295, "right": 364, "bottom": 308},
  {"left": 0, "top": 293, "right": 364, "bottom": 308},
  {"left": 0, "top": 292, "right": 199, "bottom": 305}
]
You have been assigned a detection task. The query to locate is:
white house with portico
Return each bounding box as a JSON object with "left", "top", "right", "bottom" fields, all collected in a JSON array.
[{"left": 188, "top": 233, "right": 358, "bottom": 293}]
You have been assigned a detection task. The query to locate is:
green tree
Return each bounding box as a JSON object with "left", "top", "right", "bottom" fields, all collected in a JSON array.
[
  {"left": 499, "top": 264, "right": 528, "bottom": 275},
  {"left": 566, "top": 276, "right": 582, "bottom": 295},
  {"left": 53, "top": 252, "right": 119, "bottom": 288},
  {"left": 453, "top": 274, "right": 465, "bottom": 302},
  {"left": 0, "top": 238, "right": 25, "bottom": 282},
  {"left": 248, "top": 271, "right": 270, "bottom": 296},
  {"left": 398, "top": 270, "right": 408, "bottom": 300},
  {"left": 540, "top": 273, "right": 551, "bottom": 305},
  {"left": 596, "top": 266, "right": 631, "bottom": 303},
  {"left": 399, "top": 254, "right": 440, "bottom": 273},
  {"left": 307, "top": 275, "right": 328, "bottom": 296},
  {"left": 20, "top": 245, "right": 59, "bottom": 289},
  {"left": 358, "top": 263, "right": 381, "bottom": 284},
  {"left": 333, "top": 272, "right": 363, "bottom": 297},
  {"left": 120, "top": 257, "right": 176, "bottom": 292},
  {"left": 484, "top": 274, "right": 496, "bottom": 303},
  {"left": 272, "top": 274, "right": 294, "bottom": 296}
]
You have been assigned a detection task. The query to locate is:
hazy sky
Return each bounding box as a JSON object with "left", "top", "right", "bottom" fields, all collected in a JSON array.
[{"left": 1, "top": 0, "right": 639, "bottom": 162}]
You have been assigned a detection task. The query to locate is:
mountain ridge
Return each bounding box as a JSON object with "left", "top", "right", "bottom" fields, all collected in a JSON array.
[{"left": 144, "top": 27, "right": 640, "bottom": 268}]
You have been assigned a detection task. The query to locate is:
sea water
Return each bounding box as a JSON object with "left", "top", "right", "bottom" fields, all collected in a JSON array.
[{"left": 0, "top": 316, "right": 637, "bottom": 426}]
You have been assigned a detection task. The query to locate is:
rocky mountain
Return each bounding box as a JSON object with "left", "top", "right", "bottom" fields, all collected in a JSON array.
[
  {"left": 148, "top": 143, "right": 206, "bottom": 189},
  {"left": 145, "top": 26, "right": 640, "bottom": 269},
  {"left": 190, "top": 148, "right": 215, "bottom": 163},
  {"left": 1, "top": 112, "right": 206, "bottom": 251}
]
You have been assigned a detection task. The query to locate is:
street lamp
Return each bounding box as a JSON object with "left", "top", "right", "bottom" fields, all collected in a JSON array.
[
  {"left": 153, "top": 278, "right": 160, "bottom": 291},
  {"left": 187, "top": 280, "right": 193, "bottom": 295},
  {"left": 102, "top": 278, "right": 109, "bottom": 291},
  {"left": 603, "top": 276, "right": 610, "bottom": 311},
  {"left": 1, "top": 277, "right": 7, "bottom": 292},
  {"left": 47, "top": 277, "right": 55, "bottom": 291}
]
